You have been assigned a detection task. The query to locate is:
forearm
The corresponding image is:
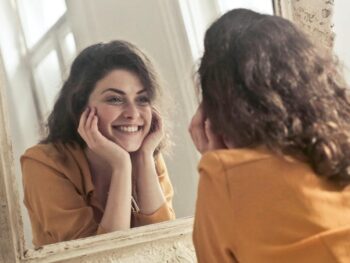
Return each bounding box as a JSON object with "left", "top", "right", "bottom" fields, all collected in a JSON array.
[
  {"left": 132, "top": 152, "right": 166, "bottom": 215},
  {"left": 100, "top": 163, "right": 132, "bottom": 231}
]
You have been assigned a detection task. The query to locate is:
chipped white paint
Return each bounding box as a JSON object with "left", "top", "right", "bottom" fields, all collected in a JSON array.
[
  {"left": 23, "top": 218, "right": 195, "bottom": 263},
  {"left": 292, "top": 0, "right": 334, "bottom": 48},
  {"left": 0, "top": 52, "right": 23, "bottom": 263},
  {"left": 275, "top": 0, "right": 334, "bottom": 48}
]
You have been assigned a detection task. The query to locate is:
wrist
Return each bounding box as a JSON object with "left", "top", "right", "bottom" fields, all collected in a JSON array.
[
  {"left": 132, "top": 149, "right": 154, "bottom": 160},
  {"left": 110, "top": 154, "right": 132, "bottom": 170}
]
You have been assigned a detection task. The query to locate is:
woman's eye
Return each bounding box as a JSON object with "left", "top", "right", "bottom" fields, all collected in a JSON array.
[
  {"left": 137, "top": 96, "right": 150, "bottom": 105},
  {"left": 106, "top": 96, "right": 124, "bottom": 105}
]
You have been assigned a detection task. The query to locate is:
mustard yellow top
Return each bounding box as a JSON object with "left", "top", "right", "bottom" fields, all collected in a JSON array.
[
  {"left": 21, "top": 143, "right": 175, "bottom": 247},
  {"left": 193, "top": 148, "right": 350, "bottom": 263}
]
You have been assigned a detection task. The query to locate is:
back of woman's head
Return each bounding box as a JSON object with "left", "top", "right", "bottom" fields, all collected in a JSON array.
[
  {"left": 199, "top": 8, "right": 350, "bottom": 185},
  {"left": 42, "top": 40, "right": 162, "bottom": 147}
]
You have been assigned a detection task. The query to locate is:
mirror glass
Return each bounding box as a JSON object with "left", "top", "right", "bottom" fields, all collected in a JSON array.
[{"left": 0, "top": 0, "right": 274, "bottom": 249}]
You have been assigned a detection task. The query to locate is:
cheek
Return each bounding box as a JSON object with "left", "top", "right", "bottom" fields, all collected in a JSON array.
[{"left": 95, "top": 105, "right": 122, "bottom": 128}]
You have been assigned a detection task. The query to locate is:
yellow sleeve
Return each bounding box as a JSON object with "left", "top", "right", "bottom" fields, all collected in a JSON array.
[
  {"left": 21, "top": 157, "right": 100, "bottom": 247},
  {"left": 132, "top": 154, "right": 175, "bottom": 226},
  {"left": 193, "top": 152, "right": 238, "bottom": 263}
]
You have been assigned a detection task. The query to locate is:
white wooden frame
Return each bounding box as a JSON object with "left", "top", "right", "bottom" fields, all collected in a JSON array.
[{"left": 2, "top": 1, "right": 324, "bottom": 262}]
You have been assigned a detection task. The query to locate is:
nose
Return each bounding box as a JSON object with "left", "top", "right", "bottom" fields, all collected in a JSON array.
[{"left": 122, "top": 103, "right": 140, "bottom": 119}]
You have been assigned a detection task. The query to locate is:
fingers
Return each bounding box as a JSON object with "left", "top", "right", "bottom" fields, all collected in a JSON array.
[
  {"left": 78, "top": 107, "right": 90, "bottom": 141},
  {"left": 137, "top": 108, "right": 165, "bottom": 154},
  {"left": 205, "top": 119, "right": 226, "bottom": 150},
  {"left": 84, "top": 107, "right": 96, "bottom": 144},
  {"left": 189, "top": 104, "right": 227, "bottom": 153},
  {"left": 204, "top": 120, "right": 214, "bottom": 142},
  {"left": 151, "top": 107, "right": 163, "bottom": 135},
  {"left": 189, "top": 105, "right": 208, "bottom": 153},
  {"left": 78, "top": 107, "right": 101, "bottom": 147},
  {"left": 205, "top": 119, "right": 221, "bottom": 145},
  {"left": 88, "top": 110, "right": 102, "bottom": 145},
  {"left": 85, "top": 107, "right": 96, "bottom": 130}
]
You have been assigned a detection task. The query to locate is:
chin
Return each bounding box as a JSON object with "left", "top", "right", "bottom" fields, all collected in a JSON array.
[
  {"left": 125, "top": 147, "right": 141, "bottom": 153},
  {"left": 117, "top": 142, "right": 142, "bottom": 153}
]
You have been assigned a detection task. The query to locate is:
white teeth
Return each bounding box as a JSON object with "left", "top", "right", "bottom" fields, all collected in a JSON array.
[{"left": 117, "top": 125, "right": 139, "bottom": 133}]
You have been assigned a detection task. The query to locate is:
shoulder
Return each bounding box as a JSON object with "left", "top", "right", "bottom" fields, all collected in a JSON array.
[
  {"left": 21, "top": 142, "right": 89, "bottom": 193},
  {"left": 21, "top": 143, "right": 60, "bottom": 170},
  {"left": 199, "top": 147, "right": 276, "bottom": 175},
  {"left": 21, "top": 142, "right": 78, "bottom": 165},
  {"left": 22, "top": 143, "right": 63, "bottom": 160},
  {"left": 21, "top": 142, "right": 86, "bottom": 177},
  {"left": 198, "top": 147, "right": 314, "bottom": 189},
  {"left": 198, "top": 147, "right": 324, "bottom": 212}
]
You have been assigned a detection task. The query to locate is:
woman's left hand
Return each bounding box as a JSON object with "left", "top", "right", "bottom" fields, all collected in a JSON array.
[
  {"left": 131, "top": 108, "right": 167, "bottom": 214},
  {"left": 138, "top": 108, "right": 164, "bottom": 155},
  {"left": 189, "top": 103, "right": 226, "bottom": 154}
]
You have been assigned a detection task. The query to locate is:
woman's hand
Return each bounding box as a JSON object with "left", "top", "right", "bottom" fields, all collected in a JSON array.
[
  {"left": 137, "top": 108, "right": 164, "bottom": 155},
  {"left": 189, "top": 103, "right": 227, "bottom": 154},
  {"left": 130, "top": 108, "right": 166, "bottom": 214},
  {"left": 78, "top": 107, "right": 130, "bottom": 169},
  {"left": 79, "top": 107, "right": 132, "bottom": 232}
]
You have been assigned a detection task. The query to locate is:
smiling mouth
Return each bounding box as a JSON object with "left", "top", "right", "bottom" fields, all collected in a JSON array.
[{"left": 113, "top": 125, "right": 142, "bottom": 133}]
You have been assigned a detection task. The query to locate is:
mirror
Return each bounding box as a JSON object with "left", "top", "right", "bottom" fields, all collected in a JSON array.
[
  {"left": 0, "top": 0, "right": 281, "bottom": 261},
  {"left": 1, "top": 0, "right": 203, "bottom": 249}
]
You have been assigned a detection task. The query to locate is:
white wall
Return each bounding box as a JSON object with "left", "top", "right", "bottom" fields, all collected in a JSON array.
[
  {"left": 0, "top": 0, "right": 42, "bottom": 249},
  {"left": 333, "top": 0, "right": 350, "bottom": 84}
]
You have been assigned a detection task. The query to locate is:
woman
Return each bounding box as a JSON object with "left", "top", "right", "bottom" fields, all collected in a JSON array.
[
  {"left": 189, "top": 9, "right": 350, "bottom": 263},
  {"left": 21, "top": 40, "right": 175, "bottom": 247}
]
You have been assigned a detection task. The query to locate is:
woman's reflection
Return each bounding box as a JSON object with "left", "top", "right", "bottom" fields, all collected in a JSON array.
[{"left": 20, "top": 40, "right": 175, "bottom": 247}]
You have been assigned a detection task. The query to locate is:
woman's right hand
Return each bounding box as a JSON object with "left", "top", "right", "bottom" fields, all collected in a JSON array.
[
  {"left": 78, "top": 107, "right": 130, "bottom": 169},
  {"left": 189, "top": 103, "right": 227, "bottom": 154},
  {"left": 79, "top": 107, "right": 132, "bottom": 231}
]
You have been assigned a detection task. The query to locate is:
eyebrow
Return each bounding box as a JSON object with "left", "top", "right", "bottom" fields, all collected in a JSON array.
[{"left": 101, "top": 88, "right": 147, "bottom": 95}]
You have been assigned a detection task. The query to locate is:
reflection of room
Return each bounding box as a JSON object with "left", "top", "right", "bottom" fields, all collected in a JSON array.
[{"left": 0, "top": 0, "right": 273, "bottom": 250}]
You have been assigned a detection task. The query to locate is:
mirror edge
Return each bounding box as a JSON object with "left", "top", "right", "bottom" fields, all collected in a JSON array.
[
  {"left": 0, "top": 53, "right": 25, "bottom": 262},
  {"left": 23, "top": 217, "right": 194, "bottom": 263},
  {"left": 273, "top": 0, "right": 292, "bottom": 18}
]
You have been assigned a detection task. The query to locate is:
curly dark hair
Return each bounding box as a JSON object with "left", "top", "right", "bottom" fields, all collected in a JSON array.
[
  {"left": 198, "top": 9, "right": 350, "bottom": 184},
  {"left": 42, "top": 40, "right": 167, "bottom": 154}
]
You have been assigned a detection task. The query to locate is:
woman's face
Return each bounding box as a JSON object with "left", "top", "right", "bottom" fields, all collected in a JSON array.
[{"left": 87, "top": 69, "right": 152, "bottom": 152}]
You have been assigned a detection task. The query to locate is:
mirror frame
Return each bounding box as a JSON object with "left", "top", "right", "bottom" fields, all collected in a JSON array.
[{"left": 1, "top": 1, "right": 330, "bottom": 262}]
